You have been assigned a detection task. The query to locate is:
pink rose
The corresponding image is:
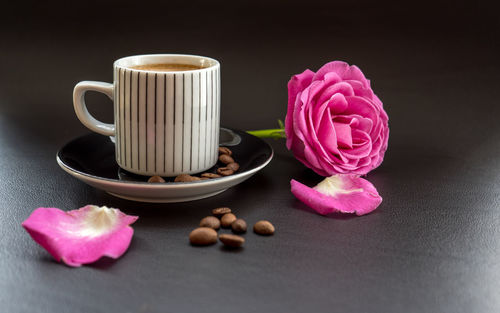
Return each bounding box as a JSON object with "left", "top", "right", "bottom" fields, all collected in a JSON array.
[{"left": 285, "top": 61, "right": 389, "bottom": 176}]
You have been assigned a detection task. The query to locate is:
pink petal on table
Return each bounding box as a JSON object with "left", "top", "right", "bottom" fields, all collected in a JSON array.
[
  {"left": 290, "top": 175, "right": 382, "bottom": 216},
  {"left": 22, "top": 205, "right": 138, "bottom": 267}
]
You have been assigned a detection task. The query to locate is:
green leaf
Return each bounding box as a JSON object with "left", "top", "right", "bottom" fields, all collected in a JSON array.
[{"left": 246, "top": 128, "right": 286, "bottom": 139}]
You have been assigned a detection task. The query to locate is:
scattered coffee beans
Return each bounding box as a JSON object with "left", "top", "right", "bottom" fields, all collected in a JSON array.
[
  {"left": 191, "top": 206, "right": 274, "bottom": 249},
  {"left": 217, "top": 167, "right": 234, "bottom": 176},
  {"left": 148, "top": 175, "right": 165, "bottom": 183},
  {"left": 219, "top": 234, "right": 245, "bottom": 248},
  {"left": 199, "top": 216, "right": 221, "bottom": 230},
  {"left": 201, "top": 173, "right": 222, "bottom": 179},
  {"left": 189, "top": 227, "right": 218, "bottom": 245},
  {"left": 226, "top": 162, "right": 239, "bottom": 172},
  {"left": 231, "top": 218, "right": 247, "bottom": 234},
  {"left": 212, "top": 207, "right": 231, "bottom": 217},
  {"left": 174, "top": 174, "right": 201, "bottom": 182},
  {"left": 221, "top": 213, "right": 237, "bottom": 228},
  {"left": 218, "top": 147, "right": 232, "bottom": 156},
  {"left": 253, "top": 220, "right": 275, "bottom": 235},
  {"left": 219, "top": 154, "right": 234, "bottom": 165}
]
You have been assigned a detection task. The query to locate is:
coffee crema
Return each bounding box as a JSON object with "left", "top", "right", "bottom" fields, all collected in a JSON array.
[{"left": 130, "top": 63, "right": 204, "bottom": 72}]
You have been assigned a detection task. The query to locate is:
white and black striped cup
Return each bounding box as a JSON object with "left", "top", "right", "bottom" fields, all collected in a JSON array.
[{"left": 73, "top": 54, "right": 221, "bottom": 177}]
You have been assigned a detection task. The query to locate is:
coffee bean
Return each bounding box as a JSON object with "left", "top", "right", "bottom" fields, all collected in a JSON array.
[
  {"left": 199, "top": 216, "right": 220, "bottom": 230},
  {"left": 226, "top": 162, "right": 239, "bottom": 172},
  {"left": 217, "top": 167, "right": 234, "bottom": 176},
  {"left": 218, "top": 147, "right": 232, "bottom": 156},
  {"left": 189, "top": 227, "right": 218, "bottom": 246},
  {"left": 219, "top": 234, "right": 245, "bottom": 248},
  {"left": 253, "top": 220, "right": 275, "bottom": 235},
  {"left": 219, "top": 154, "right": 235, "bottom": 165},
  {"left": 221, "top": 213, "right": 237, "bottom": 228},
  {"left": 212, "top": 207, "right": 231, "bottom": 217},
  {"left": 147, "top": 175, "right": 165, "bottom": 183},
  {"left": 201, "top": 173, "right": 222, "bottom": 179},
  {"left": 174, "top": 174, "right": 201, "bottom": 182},
  {"left": 231, "top": 218, "right": 247, "bottom": 234}
]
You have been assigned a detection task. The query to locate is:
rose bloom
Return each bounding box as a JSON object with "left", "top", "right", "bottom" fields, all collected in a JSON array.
[{"left": 285, "top": 61, "right": 389, "bottom": 176}]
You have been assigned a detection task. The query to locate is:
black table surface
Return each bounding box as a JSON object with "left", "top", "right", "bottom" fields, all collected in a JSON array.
[{"left": 1, "top": 1, "right": 499, "bottom": 312}]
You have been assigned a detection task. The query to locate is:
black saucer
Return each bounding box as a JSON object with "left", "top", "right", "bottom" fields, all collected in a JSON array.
[{"left": 56, "top": 128, "right": 274, "bottom": 202}]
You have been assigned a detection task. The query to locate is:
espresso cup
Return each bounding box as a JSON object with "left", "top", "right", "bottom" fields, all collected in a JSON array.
[{"left": 73, "top": 54, "right": 220, "bottom": 177}]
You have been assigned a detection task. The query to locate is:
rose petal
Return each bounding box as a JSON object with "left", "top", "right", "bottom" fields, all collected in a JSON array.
[
  {"left": 293, "top": 91, "right": 308, "bottom": 142},
  {"left": 357, "top": 156, "right": 372, "bottom": 168},
  {"left": 333, "top": 122, "right": 353, "bottom": 149},
  {"left": 22, "top": 205, "right": 138, "bottom": 267},
  {"left": 288, "top": 69, "right": 315, "bottom": 102},
  {"left": 313, "top": 61, "right": 349, "bottom": 81},
  {"left": 306, "top": 82, "right": 350, "bottom": 167},
  {"left": 328, "top": 93, "right": 349, "bottom": 114},
  {"left": 317, "top": 108, "right": 339, "bottom": 155},
  {"left": 322, "top": 72, "right": 342, "bottom": 86},
  {"left": 285, "top": 69, "right": 314, "bottom": 150},
  {"left": 316, "top": 82, "right": 355, "bottom": 107},
  {"left": 304, "top": 145, "right": 324, "bottom": 172},
  {"left": 290, "top": 175, "right": 382, "bottom": 216},
  {"left": 344, "top": 96, "right": 379, "bottom": 123},
  {"left": 344, "top": 79, "right": 379, "bottom": 103},
  {"left": 343, "top": 65, "right": 370, "bottom": 88},
  {"left": 342, "top": 129, "right": 372, "bottom": 158}
]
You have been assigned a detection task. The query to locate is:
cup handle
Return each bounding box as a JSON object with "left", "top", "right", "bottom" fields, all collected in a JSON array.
[{"left": 73, "top": 81, "right": 115, "bottom": 136}]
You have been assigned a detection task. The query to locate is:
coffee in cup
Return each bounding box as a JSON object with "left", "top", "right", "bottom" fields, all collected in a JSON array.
[{"left": 130, "top": 63, "right": 205, "bottom": 72}]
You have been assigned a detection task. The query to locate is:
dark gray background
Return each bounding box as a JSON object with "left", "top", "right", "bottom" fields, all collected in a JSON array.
[{"left": 1, "top": 1, "right": 499, "bottom": 312}]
